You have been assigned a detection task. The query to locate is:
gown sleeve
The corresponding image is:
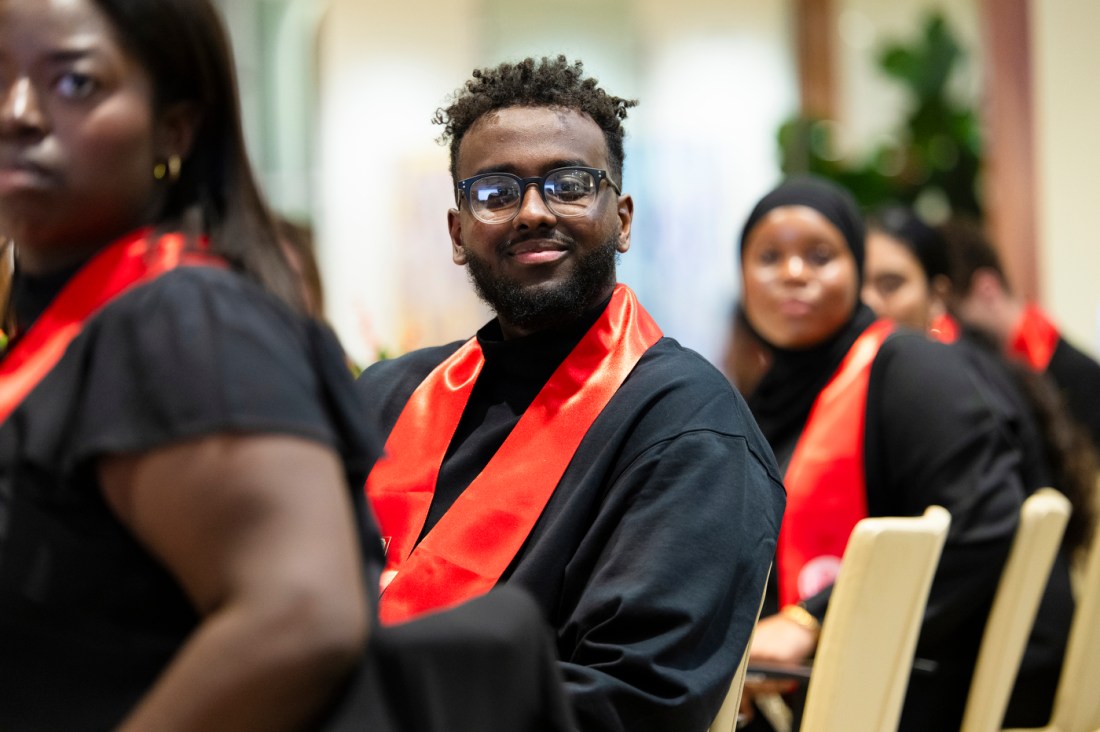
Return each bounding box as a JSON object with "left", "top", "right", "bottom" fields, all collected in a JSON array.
[{"left": 557, "top": 412, "right": 786, "bottom": 731}]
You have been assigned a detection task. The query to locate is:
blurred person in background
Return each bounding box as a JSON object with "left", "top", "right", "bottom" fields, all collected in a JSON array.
[
  {"left": 863, "top": 205, "right": 1095, "bottom": 725},
  {"left": 941, "top": 216, "right": 1100, "bottom": 450},
  {"left": 737, "top": 176, "right": 1069, "bottom": 730}
]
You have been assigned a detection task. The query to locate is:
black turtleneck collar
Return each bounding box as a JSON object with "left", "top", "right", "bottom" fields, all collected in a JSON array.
[{"left": 473, "top": 293, "right": 611, "bottom": 388}]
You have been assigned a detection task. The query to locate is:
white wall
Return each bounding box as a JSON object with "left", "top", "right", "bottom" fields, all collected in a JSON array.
[
  {"left": 316, "top": 0, "right": 794, "bottom": 365},
  {"left": 1031, "top": 0, "right": 1100, "bottom": 355}
]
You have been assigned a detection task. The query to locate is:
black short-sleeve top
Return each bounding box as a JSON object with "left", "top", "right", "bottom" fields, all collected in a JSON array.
[{"left": 0, "top": 263, "right": 383, "bottom": 729}]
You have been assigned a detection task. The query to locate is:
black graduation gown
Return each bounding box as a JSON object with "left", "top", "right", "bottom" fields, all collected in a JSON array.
[{"left": 357, "top": 307, "right": 787, "bottom": 732}]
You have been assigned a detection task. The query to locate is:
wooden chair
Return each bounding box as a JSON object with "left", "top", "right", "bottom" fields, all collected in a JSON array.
[
  {"left": 1004, "top": 490, "right": 1100, "bottom": 732},
  {"left": 798, "top": 506, "right": 951, "bottom": 732},
  {"left": 709, "top": 567, "right": 771, "bottom": 732},
  {"left": 961, "top": 488, "right": 1072, "bottom": 732}
]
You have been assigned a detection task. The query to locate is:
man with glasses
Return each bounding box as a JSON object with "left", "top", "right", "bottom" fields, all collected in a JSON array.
[{"left": 357, "top": 55, "right": 784, "bottom": 732}]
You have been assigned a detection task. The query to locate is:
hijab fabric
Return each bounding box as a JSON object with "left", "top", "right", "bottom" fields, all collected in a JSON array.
[{"left": 739, "top": 174, "right": 866, "bottom": 276}]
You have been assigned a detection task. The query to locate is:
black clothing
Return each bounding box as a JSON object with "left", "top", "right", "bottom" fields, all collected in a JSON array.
[
  {"left": 0, "top": 266, "right": 384, "bottom": 730},
  {"left": 1048, "top": 334, "right": 1100, "bottom": 450},
  {"left": 750, "top": 320, "right": 1070, "bottom": 731},
  {"left": 358, "top": 307, "right": 786, "bottom": 732},
  {"left": 323, "top": 586, "right": 575, "bottom": 732}
]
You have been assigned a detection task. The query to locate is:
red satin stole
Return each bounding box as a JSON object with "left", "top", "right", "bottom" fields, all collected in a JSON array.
[
  {"left": 1009, "top": 304, "right": 1059, "bottom": 371},
  {"left": 928, "top": 312, "right": 960, "bottom": 344},
  {"left": 0, "top": 229, "right": 224, "bottom": 425},
  {"left": 367, "top": 284, "right": 663, "bottom": 625},
  {"left": 777, "top": 319, "right": 893, "bottom": 607}
]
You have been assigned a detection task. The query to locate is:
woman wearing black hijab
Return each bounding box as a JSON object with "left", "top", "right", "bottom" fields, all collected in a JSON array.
[{"left": 737, "top": 177, "right": 1068, "bottom": 730}]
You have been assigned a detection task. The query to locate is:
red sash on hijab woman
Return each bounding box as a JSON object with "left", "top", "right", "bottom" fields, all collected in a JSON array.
[
  {"left": 0, "top": 229, "right": 223, "bottom": 425},
  {"left": 367, "top": 284, "right": 663, "bottom": 625},
  {"left": 777, "top": 319, "right": 894, "bottom": 607}
]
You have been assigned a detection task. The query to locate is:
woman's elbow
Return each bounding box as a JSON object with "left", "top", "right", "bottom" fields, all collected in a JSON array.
[{"left": 259, "top": 582, "right": 371, "bottom": 679}]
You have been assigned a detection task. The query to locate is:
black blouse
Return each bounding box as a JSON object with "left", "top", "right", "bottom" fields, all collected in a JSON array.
[{"left": 0, "top": 264, "right": 383, "bottom": 730}]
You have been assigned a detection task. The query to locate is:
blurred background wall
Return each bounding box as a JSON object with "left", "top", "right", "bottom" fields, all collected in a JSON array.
[{"left": 215, "top": 0, "right": 1099, "bottom": 368}]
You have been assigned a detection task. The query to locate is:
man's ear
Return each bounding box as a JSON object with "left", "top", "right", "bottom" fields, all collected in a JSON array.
[
  {"left": 155, "top": 101, "right": 202, "bottom": 163},
  {"left": 616, "top": 194, "right": 633, "bottom": 254},
  {"left": 448, "top": 208, "right": 467, "bottom": 265}
]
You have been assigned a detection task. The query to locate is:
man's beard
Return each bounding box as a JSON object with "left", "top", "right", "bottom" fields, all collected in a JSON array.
[{"left": 463, "top": 236, "right": 619, "bottom": 332}]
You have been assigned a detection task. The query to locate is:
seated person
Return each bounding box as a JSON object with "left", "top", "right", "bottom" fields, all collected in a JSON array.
[
  {"left": 356, "top": 55, "right": 785, "bottom": 732},
  {"left": 941, "top": 216, "right": 1100, "bottom": 449},
  {"left": 737, "top": 177, "right": 1070, "bottom": 730},
  {"left": 864, "top": 206, "right": 1094, "bottom": 724}
]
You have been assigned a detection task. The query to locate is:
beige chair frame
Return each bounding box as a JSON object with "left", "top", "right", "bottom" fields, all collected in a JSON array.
[
  {"left": 710, "top": 567, "right": 771, "bottom": 732},
  {"left": 1004, "top": 489, "right": 1100, "bottom": 732},
  {"left": 799, "top": 506, "right": 951, "bottom": 732},
  {"left": 961, "top": 487, "right": 1072, "bottom": 732}
]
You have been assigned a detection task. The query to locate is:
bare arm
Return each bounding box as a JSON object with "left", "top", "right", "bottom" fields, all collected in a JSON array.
[{"left": 99, "top": 434, "right": 369, "bottom": 732}]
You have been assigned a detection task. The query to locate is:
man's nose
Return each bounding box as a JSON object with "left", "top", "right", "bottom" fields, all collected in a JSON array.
[{"left": 512, "top": 183, "right": 556, "bottom": 229}]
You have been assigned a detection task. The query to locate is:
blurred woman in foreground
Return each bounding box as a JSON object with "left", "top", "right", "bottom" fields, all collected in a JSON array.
[{"left": 0, "top": 0, "right": 382, "bottom": 728}]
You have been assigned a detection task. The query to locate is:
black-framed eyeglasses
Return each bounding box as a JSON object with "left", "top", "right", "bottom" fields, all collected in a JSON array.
[{"left": 455, "top": 166, "right": 621, "bottom": 224}]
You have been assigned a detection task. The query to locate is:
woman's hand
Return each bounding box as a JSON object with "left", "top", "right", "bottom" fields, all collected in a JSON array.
[
  {"left": 739, "top": 612, "right": 819, "bottom": 725},
  {"left": 100, "top": 434, "right": 369, "bottom": 732},
  {"left": 750, "top": 612, "right": 818, "bottom": 664}
]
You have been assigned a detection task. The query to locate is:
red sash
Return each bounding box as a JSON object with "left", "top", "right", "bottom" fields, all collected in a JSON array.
[
  {"left": 777, "top": 319, "right": 893, "bottom": 607},
  {"left": 1009, "top": 304, "right": 1059, "bottom": 371},
  {"left": 929, "top": 312, "right": 960, "bottom": 344},
  {"left": 0, "top": 229, "right": 224, "bottom": 425},
  {"left": 367, "top": 284, "right": 662, "bottom": 625}
]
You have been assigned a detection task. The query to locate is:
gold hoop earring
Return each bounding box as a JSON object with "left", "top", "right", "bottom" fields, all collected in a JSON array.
[
  {"left": 153, "top": 154, "right": 183, "bottom": 182},
  {"left": 167, "top": 154, "right": 181, "bottom": 182}
]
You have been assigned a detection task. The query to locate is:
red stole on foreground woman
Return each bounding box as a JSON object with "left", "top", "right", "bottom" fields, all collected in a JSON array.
[
  {"left": 366, "top": 284, "right": 663, "bottom": 625},
  {"left": 0, "top": 229, "right": 223, "bottom": 425},
  {"left": 777, "top": 319, "right": 894, "bottom": 607}
]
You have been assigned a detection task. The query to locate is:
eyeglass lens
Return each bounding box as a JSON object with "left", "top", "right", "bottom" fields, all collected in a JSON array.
[{"left": 470, "top": 168, "right": 598, "bottom": 222}]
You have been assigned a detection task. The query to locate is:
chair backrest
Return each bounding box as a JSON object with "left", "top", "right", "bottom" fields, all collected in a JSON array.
[
  {"left": 1046, "top": 499, "right": 1100, "bottom": 732},
  {"left": 709, "top": 566, "right": 771, "bottom": 732},
  {"left": 960, "top": 487, "right": 1072, "bottom": 732},
  {"left": 800, "top": 506, "right": 951, "bottom": 732}
]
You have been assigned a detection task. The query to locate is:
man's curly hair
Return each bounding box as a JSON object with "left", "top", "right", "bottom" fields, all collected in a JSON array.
[{"left": 433, "top": 55, "right": 638, "bottom": 184}]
